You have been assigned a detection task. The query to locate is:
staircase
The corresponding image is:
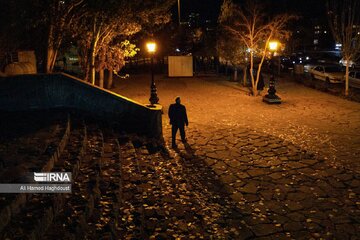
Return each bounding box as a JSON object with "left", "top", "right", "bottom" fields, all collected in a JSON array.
[{"left": 0, "top": 110, "right": 253, "bottom": 239}]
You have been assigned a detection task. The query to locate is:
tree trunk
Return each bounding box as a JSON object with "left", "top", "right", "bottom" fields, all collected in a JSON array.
[
  {"left": 46, "top": 24, "right": 56, "bottom": 73},
  {"left": 250, "top": 51, "right": 256, "bottom": 95},
  {"left": 242, "top": 66, "right": 247, "bottom": 86},
  {"left": 233, "top": 68, "right": 238, "bottom": 81},
  {"left": 46, "top": 23, "right": 62, "bottom": 73},
  {"left": 90, "top": 47, "right": 96, "bottom": 85},
  {"left": 345, "top": 62, "right": 349, "bottom": 96},
  {"left": 46, "top": 48, "right": 55, "bottom": 73},
  {"left": 253, "top": 88, "right": 258, "bottom": 97},
  {"left": 46, "top": 24, "right": 53, "bottom": 73},
  {"left": 90, "top": 18, "right": 100, "bottom": 85},
  {"left": 84, "top": 60, "right": 90, "bottom": 82},
  {"left": 107, "top": 70, "right": 113, "bottom": 89},
  {"left": 215, "top": 57, "right": 219, "bottom": 75},
  {"left": 99, "top": 69, "right": 104, "bottom": 88}
]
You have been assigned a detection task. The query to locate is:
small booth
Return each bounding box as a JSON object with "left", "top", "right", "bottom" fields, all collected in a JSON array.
[{"left": 168, "top": 56, "right": 193, "bottom": 77}]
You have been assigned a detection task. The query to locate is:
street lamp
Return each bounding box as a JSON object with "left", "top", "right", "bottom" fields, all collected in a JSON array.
[
  {"left": 269, "top": 41, "right": 278, "bottom": 52},
  {"left": 146, "top": 41, "right": 159, "bottom": 106},
  {"left": 177, "top": 0, "right": 181, "bottom": 25},
  {"left": 263, "top": 40, "right": 281, "bottom": 104}
]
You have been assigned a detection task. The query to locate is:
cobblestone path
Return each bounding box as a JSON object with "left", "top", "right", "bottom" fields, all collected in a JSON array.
[{"left": 163, "top": 124, "right": 360, "bottom": 239}]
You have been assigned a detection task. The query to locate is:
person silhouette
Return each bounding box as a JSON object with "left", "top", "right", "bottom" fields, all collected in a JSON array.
[{"left": 168, "top": 96, "right": 188, "bottom": 148}]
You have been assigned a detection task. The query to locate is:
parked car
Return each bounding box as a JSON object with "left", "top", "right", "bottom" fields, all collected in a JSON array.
[
  {"left": 339, "top": 58, "right": 357, "bottom": 68},
  {"left": 347, "top": 71, "right": 360, "bottom": 89},
  {"left": 309, "top": 65, "right": 344, "bottom": 83}
]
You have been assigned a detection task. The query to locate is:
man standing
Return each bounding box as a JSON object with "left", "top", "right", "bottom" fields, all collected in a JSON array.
[{"left": 168, "top": 96, "right": 188, "bottom": 148}]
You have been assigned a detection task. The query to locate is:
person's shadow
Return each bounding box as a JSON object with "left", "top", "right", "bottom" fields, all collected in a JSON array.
[
  {"left": 184, "top": 142, "right": 194, "bottom": 153},
  {"left": 172, "top": 142, "right": 195, "bottom": 160},
  {"left": 164, "top": 140, "right": 252, "bottom": 236}
]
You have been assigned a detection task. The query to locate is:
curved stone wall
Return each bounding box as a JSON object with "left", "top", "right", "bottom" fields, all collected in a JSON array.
[{"left": 0, "top": 73, "right": 162, "bottom": 138}]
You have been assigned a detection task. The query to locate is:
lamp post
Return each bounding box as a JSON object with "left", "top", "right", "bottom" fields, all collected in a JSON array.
[
  {"left": 263, "top": 41, "right": 282, "bottom": 104},
  {"left": 146, "top": 41, "right": 159, "bottom": 106},
  {"left": 177, "top": 0, "right": 181, "bottom": 25}
]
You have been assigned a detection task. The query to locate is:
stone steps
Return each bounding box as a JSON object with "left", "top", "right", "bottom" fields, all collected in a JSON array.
[
  {"left": 0, "top": 115, "right": 85, "bottom": 239},
  {"left": 0, "top": 112, "right": 71, "bottom": 235},
  {"left": 42, "top": 122, "right": 104, "bottom": 239},
  {"left": 42, "top": 122, "right": 125, "bottom": 240},
  {"left": 79, "top": 127, "right": 122, "bottom": 239},
  {"left": 0, "top": 111, "right": 252, "bottom": 239},
  {"left": 0, "top": 113, "right": 70, "bottom": 182}
]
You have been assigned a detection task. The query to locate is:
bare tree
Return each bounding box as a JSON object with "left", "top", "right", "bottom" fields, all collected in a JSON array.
[
  {"left": 219, "top": 0, "right": 295, "bottom": 96},
  {"left": 327, "top": 0, "right": 360, "bottom": 96}
]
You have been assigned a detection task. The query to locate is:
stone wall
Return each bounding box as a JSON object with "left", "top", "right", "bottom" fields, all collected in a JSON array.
[{"left": 0, "top": 73, "right": 162, "bottom": 138}]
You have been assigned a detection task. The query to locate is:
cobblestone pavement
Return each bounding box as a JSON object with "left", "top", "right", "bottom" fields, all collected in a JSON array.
[
  {"left": 113, "top": 74, "right": 360, "bottom": 238},
  {"left": 113, "top": 74, "right": 360, "bottom": 172},
  {"left": 165, "top": 126, "right": 360, "bottom": 239}
]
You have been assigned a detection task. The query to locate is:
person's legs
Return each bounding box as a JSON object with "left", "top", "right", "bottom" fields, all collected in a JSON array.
[
  {"left": 171, "top": 125, "right": 178, "bottom": 147},
  {"left": 179, "top": 125, "right": 186, "bottom": 142}
]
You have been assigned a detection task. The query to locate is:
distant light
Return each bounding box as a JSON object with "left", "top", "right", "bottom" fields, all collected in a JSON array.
[
  {"left": 324, "top": 31, "right": 327, "bottom": 34},
  {"left": 306, "top": 56, "right": 310, "bottom": 60},
  {"left": 335, "top": 43, "right": 342, "bottom": 50},
  {"left": 146, "top": 42, "right": 156, "bottom": 53},
  {"left": 269, "top": 41, "right": 279, "bottom": 51},
  {"left": 175, "top": 48, "right": 180, "bottom": 52}
]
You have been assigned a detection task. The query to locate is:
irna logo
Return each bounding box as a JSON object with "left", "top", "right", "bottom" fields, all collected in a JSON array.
[{"left": 34, "top": 172, "right": 71, "bottom": 182}]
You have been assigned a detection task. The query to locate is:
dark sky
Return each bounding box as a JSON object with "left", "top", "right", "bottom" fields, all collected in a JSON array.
[
  {"left": 179, "top": 0, "right": 222, "bottom": 21},
  {"left": 177, "top": 0, "right": 327, "bottom": 22}
]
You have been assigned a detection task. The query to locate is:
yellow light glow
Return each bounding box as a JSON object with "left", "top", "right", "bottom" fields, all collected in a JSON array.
[
  {"left": 146, "top": 42, "right": 157, "bottom": 53},
  {"left": 269, "top": 41, "right": 279, "bottom": 51}
]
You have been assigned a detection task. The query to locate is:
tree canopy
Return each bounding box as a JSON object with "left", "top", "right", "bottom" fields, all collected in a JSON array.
[{"left": 1, "top": 0, "right": 174, "bottom": 85}]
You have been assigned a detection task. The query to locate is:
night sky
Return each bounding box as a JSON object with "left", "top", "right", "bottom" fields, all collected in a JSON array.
[{"left": 177, "top": 0, "right": 327, "bottom": 22}]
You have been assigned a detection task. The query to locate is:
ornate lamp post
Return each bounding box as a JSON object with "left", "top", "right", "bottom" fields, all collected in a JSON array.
[
  {"left": 146, "top": 41, "right": 159, "bottom": 106},
  {"left": 263, "top": 41, "right": 282, "bottom": 104}
]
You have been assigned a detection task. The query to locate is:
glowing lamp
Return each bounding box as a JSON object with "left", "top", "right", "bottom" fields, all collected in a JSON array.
[
  {"left": 146, "top": 42, "right": 157, "bottom": 53},
  {"left": 269, "top": 41, "right": 279, "bottom": 51}
]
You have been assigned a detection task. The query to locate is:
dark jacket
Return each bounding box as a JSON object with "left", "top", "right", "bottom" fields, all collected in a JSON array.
[{"left": 168, "top": 103, "right": 188, "bottom": 126}]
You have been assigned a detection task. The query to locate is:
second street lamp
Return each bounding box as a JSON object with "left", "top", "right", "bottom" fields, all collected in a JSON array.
[
  {"left": 263, "top": 40, "right": 282, "bottom": 104},
  {"left": 146, "top": 41, "right": 159, "bottom": 106}
]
